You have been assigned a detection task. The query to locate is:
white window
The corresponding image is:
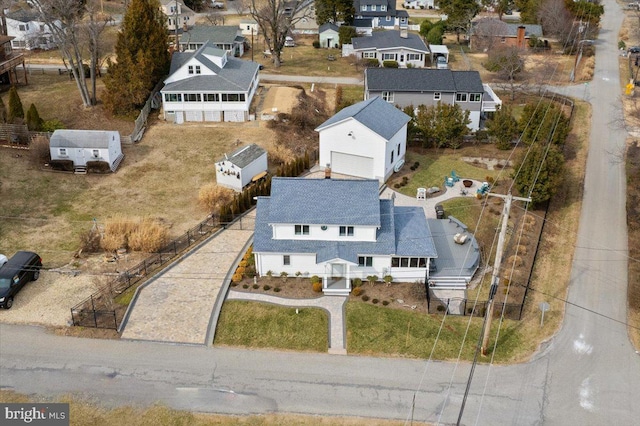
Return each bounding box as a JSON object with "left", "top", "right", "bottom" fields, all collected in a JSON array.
[
  {"left": 361, "top": 5, "right": 367, "bottom": 11},
  {"left": 434, "top": 92, "right": 441, "bottom": 100},
  {"left": 188, "top": 65, "right": 194, "bottom": 74},
  {"left": 382, "top": 91, "right": 394, "bottom": 102},
  {"left": 221, "top": 93, "right": 245, "bottom": 102},
  {"left": 363, "top": 52, "right": 376, "bottom": 59},
  {"left": 164, "top": 93, "right": 181, "bottom": 102},
  {"left": 58, "top": 148, "right": 67, "bottom": 156},
  {"left": 456, "top": 93, "right": 467, "bottom": 102},
  {"left": 184, "top": 93, "right": 201, "bottom": 102},
  {"left": 382, "top": 53, "right": 396, "bottom": 61},
  {"left": 372, "top": 5, "right": 377, "bottom": 10},
  {"left": 19, "top": 24, "right": 28, "bottom": 31},
  {"left": 92, "top": 149, "right": 100, "bottom": 158},
  {"left": 195, "top": 65, "right": 201, "bottom": 74},
  {"left": 501, "top": 37, "right": 506, "bottom": 43},
  {"left": 283, "top": 255, "right": 290, "bottom": 265},
  {"left": 406, "top": 53, "right": 421, "bottom": 61},
  {"left": 381, "top": 5, "right": 386, "bottom": 11},
  {"left": 295, "top": 225, "right": 309, "bottom": 235},
  {"left": 358, "top": 256, "right": 373, "bottom": 267},
  {"left": 204, "top": 93, "right": 219, "bottom": 102},
  {"left": 391, "top": 257, "right": 428, "bottom": 268},
  {"left": 470, "top": 93, "right": 482, "bottom": 102},
  {"left": 170, "top": 6, "right": 175, "bottom": 13},
  {"left": 339, "top": 226, "right": 354, "bottom": 236}
]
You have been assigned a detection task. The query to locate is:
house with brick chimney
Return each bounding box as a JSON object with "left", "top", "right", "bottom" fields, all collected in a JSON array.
[
  {"left": 342, "top": 29, "right": 429, "bottom": 68},
  {"left": 468, "top": 18, "right": 543, "bottom": 51}
]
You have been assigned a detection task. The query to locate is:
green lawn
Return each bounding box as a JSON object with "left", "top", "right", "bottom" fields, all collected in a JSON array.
[
  {"left": 214, "top": 301, "right": 328, "bottom": 352},
  {"left": 346, "top": 302, "right": 523, "bottom": 362}
]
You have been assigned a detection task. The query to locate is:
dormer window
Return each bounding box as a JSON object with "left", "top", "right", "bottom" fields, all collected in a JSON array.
[
  {"left": 381, "top": 5, "right": 386, "bottom": 11},
  {"left": 339, "top": 226, "right": 354, "bottom": 236},
  {"left": 19, "top": 24, "right": 28, "bottom": 31},
  {"left": 361, "top": 5, "right": 366, "bottom": 11},
  {"left": 295, "top": 224, "right": 309, "bottom": 235}
]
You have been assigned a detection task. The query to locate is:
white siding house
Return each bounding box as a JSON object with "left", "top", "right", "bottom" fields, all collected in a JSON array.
[
  {"left": 215, "top": 144, "right": 268, "bottom": 192},
  {"left": 319, "top": 23, "right": 339, "bottom": 48},
  {"left": 315, "top": 97, "right": 410, "bottom": 182},
  {"left": 160, "top": 0, "right": 195, "bottom": 32},
  {"left": 5, "top": 10, "right": 56, "bottom": 50},
  {"left": 161, "top": 41, "right": 260, "bottom": 123},
  {"left": 253, "top": 178, "right": 439, "bottom": 295},
  {"left": 49, "top": 130, "right": 124, "bottom": 172},
  {"left": 343, "top": 30, "right": 429, "bottom": 68}
]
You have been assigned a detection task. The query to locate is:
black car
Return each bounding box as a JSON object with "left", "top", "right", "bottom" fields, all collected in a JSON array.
[
  {"left": 0, "top": 251, "right": 42, "bottom": 309},
  {"left": 629, "top": 46, "right": 640, "bottom": 54}
]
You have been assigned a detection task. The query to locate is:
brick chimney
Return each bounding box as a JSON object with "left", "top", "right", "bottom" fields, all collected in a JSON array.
[
  {"left": 516, "top": 26, "right": 526, "bottom": 49},
  {"left": 400, "top": 28, "right": 408, "bottom": 39}
]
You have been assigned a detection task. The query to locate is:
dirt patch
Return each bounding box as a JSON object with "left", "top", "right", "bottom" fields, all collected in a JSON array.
[
  {"left": 261, "top": 86, "right": 303, "bottom": 116},
  {"left": 232, "top": 277, "right": 429, "bottom": 313}
]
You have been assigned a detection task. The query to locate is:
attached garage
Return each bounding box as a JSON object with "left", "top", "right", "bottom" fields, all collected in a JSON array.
[
  {"left": 185, "top": 111, "right": 203, "bottom": 122},
  {"left": 224, "top": 110, "right": 245, "bottom": 122},
  {"left": 331, "top": 152, "right": 374, "bottom": 179}
]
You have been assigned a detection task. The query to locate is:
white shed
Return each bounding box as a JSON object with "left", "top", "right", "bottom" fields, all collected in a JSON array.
[
  {"left": 319, "top": 23, "right": 339, "bottom": 49},
  {"left": 215, "top": 144, "right": 268, "bottom": 192},
  {"left": 49, "top": 130, "right": 124, "bottom": 172}
]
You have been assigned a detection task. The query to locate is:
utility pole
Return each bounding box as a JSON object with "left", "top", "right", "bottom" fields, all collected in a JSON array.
[
  {"left": 480, "top": 191, "right": 531, "bottom": 356},
  {"left": 174, "top": 0, "right": 180, "bottom": 51}
]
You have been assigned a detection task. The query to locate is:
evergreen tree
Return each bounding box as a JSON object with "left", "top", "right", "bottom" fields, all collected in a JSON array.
[
  {"left": 519, "top": 101, "right": 571, "bottom": 146},
  {"left": 7, "top": 86, "right": 24, "bottom": 123},
  {"left": 0, "top": 96, "right": 7, "bottom": 123},
  {"left": 25, "top": 104, "right": 43, "bottom": 131},
  {"left": 487, "top": 105, "right": 519, "bottom": 150},
  {"left": 103, "top": 0, "right": 170, "bottom": 116},
  {"left": 513, "top": 143, "right": 564, "bottom": 205},
  {"left": 415, "top": 102, "right": 470, "bottom": 148}
]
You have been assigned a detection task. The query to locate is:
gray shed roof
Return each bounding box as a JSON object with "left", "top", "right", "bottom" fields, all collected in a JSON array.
[
  {"left": 181, "top": 25, "right": 244, "bottom": 45},
  {"left": 266, "top": 178, "right": 381, "bottom": 226},
  {"left": 315, "top": 97, "right": 410, "bottom": 140},
  {"left": 253, "top": 187, "right": 437, "bottom": 261},
  {"left": 365, "top": 68, "right": 484, "bottom": 93},
  {"left": 352, "top": 30, "right": 428, "bottom": 52},
  {"left": 163, "top": 41, "right": 259, "bottom": 92},
  {"left": 49, "top": 130, "right": 119, "bottom": 149},
  {"left": 319, "top": 22, "right": 339, "bottom": 33},
  {"left": 218, "top": 143, "right": 266, "bottom": 167}
]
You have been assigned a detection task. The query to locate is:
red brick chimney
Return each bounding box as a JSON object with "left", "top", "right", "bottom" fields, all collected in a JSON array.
[{"left": 517, "top": 26, "right": 526, "bottom": 49}]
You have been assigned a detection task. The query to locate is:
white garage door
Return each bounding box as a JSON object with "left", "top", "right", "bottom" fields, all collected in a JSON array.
[
  {"left": 204, "top": 111, "right": 222, "bottom": 122},
  {"left": 185, "top": 111, "right": 203, "bottom": 122},
  {"left": 224, "top": 110, "right": 245, "bottom": 122},
  {"left": 331, "top": 152, "right": 374, "bottom": 179}
]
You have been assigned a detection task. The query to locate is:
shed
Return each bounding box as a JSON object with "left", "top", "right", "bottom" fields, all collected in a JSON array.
[
  {"left": 215, "top": 144, "right": 268, "bottom": 192},
  {"left": 319, "top": 22, "right": 339, "bottom": 49},
  {"left": 49, "top": 130, "right": 123, "bottom": 172}
]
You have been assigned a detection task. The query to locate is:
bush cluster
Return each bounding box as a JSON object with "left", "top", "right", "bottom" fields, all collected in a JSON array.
[
  {"left": 101, "top": 216, "right": 169, "bottom": 253},
  {"left": 409, "top": 161, "right": 420, "bottom": 171},
  {"left": 352, "top": 287, "right": 363, "bottom": 297},
  {"left": 312, "top": 281, "right": 322, "bottom": 292}
]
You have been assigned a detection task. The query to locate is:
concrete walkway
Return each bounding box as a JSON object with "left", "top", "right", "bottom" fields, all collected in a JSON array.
[
  {"left": 227, "top": 290, "right": 348, "bottom": 355},
  {"left": 120, "top": 212, "right": 255, "bottom": 345}
]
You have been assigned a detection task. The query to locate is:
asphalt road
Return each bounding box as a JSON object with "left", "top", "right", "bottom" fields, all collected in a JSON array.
[{"left": 2, "top": 1, "right": 640, "bottom": 424}]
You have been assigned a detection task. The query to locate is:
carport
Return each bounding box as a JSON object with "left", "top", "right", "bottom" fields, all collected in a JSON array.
[{"left": 429, "top": 44, "right": 450, "bottom": 65}]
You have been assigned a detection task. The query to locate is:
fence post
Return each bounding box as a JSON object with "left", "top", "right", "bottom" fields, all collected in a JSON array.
[
  {"left": 159, "top": 252, "right": 163, "bottom": 265},
  {"left": 91, "top": 295, "right": 97, "bottom": 328},
  {"left": 187, "top": 230, "right": 191, "bottom": 245},
  {"left": 143, "top": 260, "right": 147, "bottom": 276},
  {"left": 70, "top": 309, "right": 75, "bottom": 326},
  {"left": 113, "top": 311, "right": 118, "bottom": 329},
  {"left": 173, "top": 241, "right": 177, "bottom": 255}
]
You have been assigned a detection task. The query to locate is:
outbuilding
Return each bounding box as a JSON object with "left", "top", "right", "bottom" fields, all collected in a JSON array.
[
  {"left": 319, "top": 22, "right": 339, "bottom": 48},
  {"left": 215, "top": 144, "right": 268, "bottom": 192},
  {"left": 49, "top": 130, "right": 124, "bottom": 173}
]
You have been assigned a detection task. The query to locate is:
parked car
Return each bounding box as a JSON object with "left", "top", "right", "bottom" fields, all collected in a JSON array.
[
  {"left": 436, "top": 55, "right": 448, "bottom": 69},
  {"left": 0, "top": 251, "right": 42, "bottom": 309},
  {"left": 284, "top": 36, "right": 296, "bottom": 47},
  {"left": 211, "top": 0, "right": 224, "bottom": 8},
  {"left": 629, "top": 46, "right": 640, "bottom": 54},
  {"left": 0, "top": 254, "right": 7, "bottom": 268}
]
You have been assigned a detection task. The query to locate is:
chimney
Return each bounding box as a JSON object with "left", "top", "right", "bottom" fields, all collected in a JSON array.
[
  {"left": 517, "top": 26, "right": 526, "bottom": 49},
  {"left": 325, "top": 163, "right": 331, "bottom": 179},
  {"left": 400, "top": 28, "right": 408, "bottom": 39}
]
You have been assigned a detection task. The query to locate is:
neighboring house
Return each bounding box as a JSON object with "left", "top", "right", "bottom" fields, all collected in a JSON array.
[
  {"left": 0, "top": 35, "right": 27, "bottom": 85},
  {"left": 353, "top": 18, "right": 373, "bottom": 36},
  {"left": 215, "top": 144, "right": 268, "bottom": 192},
  {"left": 239, "top": 19, "right": 259, "bottom": 36},
  {"left": 319, "top": 23, "right": 340, "bottom": 48},
  {"left": 364, "top": 68, "right": 502, "bottom": 130},
  {"left": 179, "top": 25, "right": 246, "bottom": 57},
  {"left": 253, "top": 178, "right": 439, "bottom": 295},
  {"left": 342, "top": 30, "right": 429, "bottom": 68},
  {"left": 292, "top": 6, "right": 319, "bottom": 35},
  {"left": 353, "top": 0, "right": 409, "bottom": 31},
  {"left": 469, "top": 19, "right": 544, "bottom": 51},
  {"left": 315, "top": 97, "right": 410, "bottom": 182},
  {"left": 160, "top": 0, "right": 195, "bottom": 32},
  {"left": 161, "top": 41, "right": 260, "bottom": 123},
  {"left": 49, "top": 130, "right": 124, "bottom": 173},
  {"left": 403, "top": 0, "right": 436, "bottom": 9},
  {"left": 5, "top": 9, "right": 56, "bottom": 50}
]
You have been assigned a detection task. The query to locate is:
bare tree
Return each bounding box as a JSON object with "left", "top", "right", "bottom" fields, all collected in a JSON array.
[
  {"left": 471, "top": 17, "right": 508, "bottom": 52},
  {"left": 234, "top": 0, "right": 248, "bottom": 16},
  {"left": 205, "top": 9, "right": 226, "bottom": 25},
  {"left": 249, "top": 0, "right": 309, "bottom": 67},
  {"left": 85, "top": 0, "right": 111, "bottom": 105},
  {"left": 537, "top": 0, "right": 577, "bottom": 50},
  {"left": 485, "top": 46, "right": 525, "bottom": 100}
]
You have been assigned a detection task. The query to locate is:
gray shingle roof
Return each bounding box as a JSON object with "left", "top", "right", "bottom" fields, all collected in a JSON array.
[
  {"left": 253, "top": 189, "right": 437, "bottom": 262},
  {"left": 470, "top": 18, "right": 543, "bottom": 38},
  {"left": 219, "top": 144, "right": 265, "bottom": 167},
  {"left": 266, "top": 178, "right": 381, "bottom": 226},
  {"left": 181, "top": 25, "right": 243, "bottom": 45},
  {"left": 50, "top": 130, "right": 119, "bottom": 149},
  {"left": 319, "top": 22, "right": 339, "bottom": 33},
  {"left": 365, "top": 68, "right": 484, "bottom": 93},
  {"left": 163, "top": 41, "right": 259, "bottom": 92},
  {"left": 6, "top": 9, "right": 40, "bottom": 22},
  {"left": 351, "top": 30, "right": 428, "bottom": 52},
  {"left": 353, "top": 18, "right": 373, "bottom": 28},
  {"left": 315, "top": 97, "right": 410, "bottom": 140},
  {"left": 354, "top": 0, "right": 397, "bottom": 17}
]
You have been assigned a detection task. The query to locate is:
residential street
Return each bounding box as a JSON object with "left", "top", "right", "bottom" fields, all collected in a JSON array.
[{"left": 2, "top": 0, "right": 640, "bottom": 423}]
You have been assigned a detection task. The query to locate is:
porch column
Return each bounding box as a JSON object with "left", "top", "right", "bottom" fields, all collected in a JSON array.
[{"left": 346, "top": 264, "right": 351, "bottom": 291}]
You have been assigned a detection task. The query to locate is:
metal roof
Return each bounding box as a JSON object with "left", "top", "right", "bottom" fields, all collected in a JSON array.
[
  {"left": 49, "top": 130, "right": 120, "bottom": 149},
  {"left": 365, "top": 68, "right": 484, "bottom": 93},
  {"left": 315, "top": 96, "right": 410, "bottom": 140}
]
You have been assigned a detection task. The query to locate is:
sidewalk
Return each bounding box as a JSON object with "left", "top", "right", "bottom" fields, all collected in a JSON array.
[{"left": 227, "top": 290, "right": 348, "bottom": 355}]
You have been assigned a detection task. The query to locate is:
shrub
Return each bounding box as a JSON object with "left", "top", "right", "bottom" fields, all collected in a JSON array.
[
  {"left": 239, "top": 260, "right": 248, "bottom": 268},
  {"left": 79, "top": 229, "right": 101, "bottom": 253},
  {"left": 372, "top": 298, "right": 379, "bottom": 304},
  {"left": 394, "top": 183, "right": 401, "bottom": 189},
  {"left": 85, "top": 161, "right": 111, "bottom": 173},
  {"left": 383, "top": 60, "right": 399, "bottom": 68},
  {"left": 310, "top": 275, "right": 321, "bottom": 284},
  {"left": 312, "top": 40, "right": 320, "bottom": 48},
  {"left": 230, "top": 282, "right": 237, "bottom": 287},
  {"left": 366, "top": 58, "right": 380, "bottom": 67},
  {"left": 243, "top": 284, "right": 249, "bottom": 289},
  {"left": 263, "top": 285, "right": 271, "bottom": 291},
  {"left": 245, "top": 267, "right": 256, "bottom": 278},
  {"left": 274, "top": 287, "right": 281, "bottom": 292},
  {"left": 486, "top": 176, "right": 495, "bottom": 185},
  {"left": 352, "top": 287, "right": 362, "bottom": 296},
  {"left": 49, "top": 159, "right": 74, "bottom": 172},
  {"left": 383, "top": 275, "right": 393, "bottom": 285},
  {"left": 436, "top": 305, "right": 445, "bottom": 312},
  {"left": 366, "top": 275, "right": 378, "bottom": 285},
  {"left": 382, "top": 300, "right": 389, "bottom": 306},
  {"left": 25, "top": 103, "right": 43, "bottom": 131},
  {"left": 362, "top": 295, "right": 370, "bottom": 301},
  {"left": 280, "top": 271, "right": 289, "bottom": 281},
  {"left": 41, "top": 119, "right": 65, "bottom": 132},
  {"left": 402, "top": 176, "right": 409, "bottom": 183},
  {"left": 266, "top": 270, "right": 273, "bottom": 280},
  {"left": 7, "top": 86, "right": 24, "bottom": 123},
  {"left": 198, "top": 183, "right": 234, "bottom": 213},
  {"left": 295, "top": 271, "right": 302, "bottom": 279},
  {"left": 413, "top": 162, "right": 420, "bottom": 168},
  {"left": 312, "top": 281, "right": 322, "bottom": 292},
  {"left": 232, "top": 272, "right": 243, "bottom": 282},
  {"left": 235, "top": 266, "right": 245, "bottom": 276},
  {"left": 352, "top": 278, "right": 362, "bottom": 287},
  {"left": 0, "top": 96, "right": 7, "bottom": 123},
  {"left": 126, "top": 218, "right": 169, "bottom": 252},
  {"left": 252, "top": 284, "right": 259, "bottom": 289}
]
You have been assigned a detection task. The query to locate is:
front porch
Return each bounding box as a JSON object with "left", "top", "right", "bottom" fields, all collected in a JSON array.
[{"left": 323, "top": 276, "right": 351, "bottom": 296}]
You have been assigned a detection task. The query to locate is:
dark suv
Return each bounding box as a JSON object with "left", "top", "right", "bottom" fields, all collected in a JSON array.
[{"left": 0, "top": 251, "right": 42, "bottom": 309}]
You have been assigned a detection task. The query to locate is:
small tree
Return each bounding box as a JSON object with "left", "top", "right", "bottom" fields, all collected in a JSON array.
[
  {"left": 415, "top": 102, "right": 470, "bottom": 148},
  {"left": 486, "top": 105, "right": 518, "bottom": 150},
  {"left": 513, "top": 143, "right": 564, "bottom": 205},
  {"left": 484, "top": 46, "right": 525, "bottom": 100},
  {"left": 366, "top": 274, "right": 378, "bottom": 286},
  {"left": 7, "top": 86, "right": 24, "bottom": 123},
  {"left": 338, "top": 25, "right": 357, "bottom": 46},
  {"left": 25, "top": 104, "right": 43, "bottom": 131}
]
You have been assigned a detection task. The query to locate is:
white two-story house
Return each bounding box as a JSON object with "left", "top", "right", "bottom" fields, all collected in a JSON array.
[
  {"left": 253, "top": 178, "right": 439, "bottom": 295},
  {"left": 5, "top": 9, "right": 56, "bottom": 50},
  {"left": 353, "top": 0, "right": 409, "bottom": 31},
  {"left": 161, "top": 41, "right": 260, "bottom": 123},
  {"left": 160, "top": 0, "right": 195, "bottom": 32}
]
